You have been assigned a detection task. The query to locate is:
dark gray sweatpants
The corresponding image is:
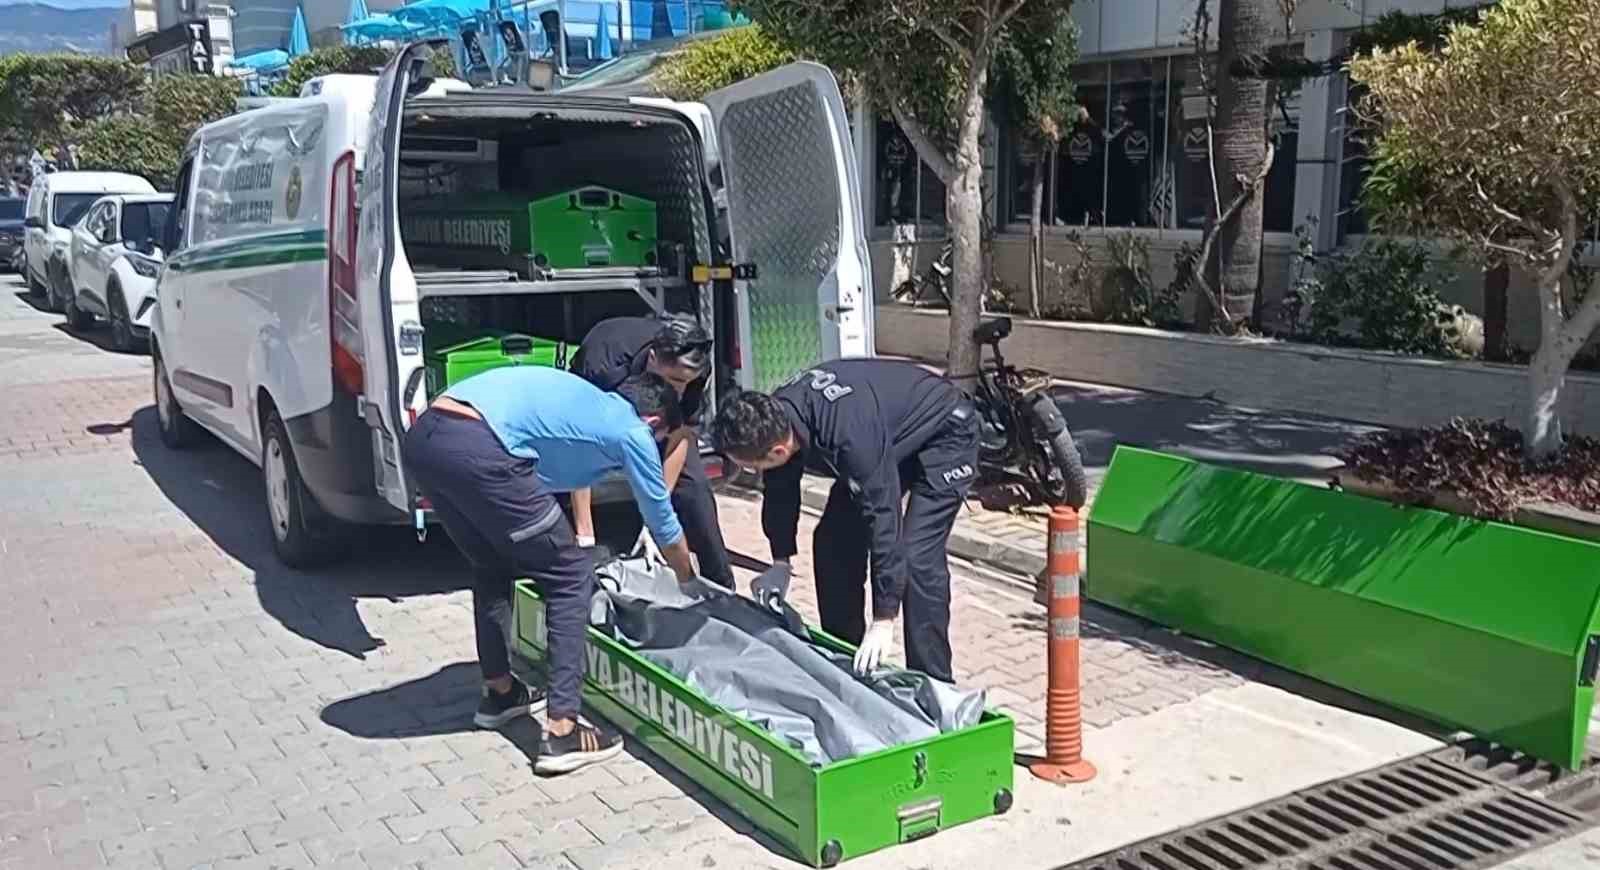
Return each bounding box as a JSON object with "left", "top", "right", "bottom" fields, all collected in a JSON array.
[{"left": 402, "top": 409, "right": 593, "bottom": 720}]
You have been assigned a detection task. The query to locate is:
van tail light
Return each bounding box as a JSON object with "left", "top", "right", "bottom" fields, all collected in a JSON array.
[{"left": 329, "top": 150, "right": 363, "bottom": 395}]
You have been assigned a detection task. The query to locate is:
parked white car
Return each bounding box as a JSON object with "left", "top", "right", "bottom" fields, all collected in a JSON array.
[
  {"left": 66, "top": 193, "right": 173, "bottom": 351},
  {"left": 23, "top": 172, "right": 157, "bottom": 313},
  {"left": 150, "top": 51, "right": 874, "bottom": 569}
]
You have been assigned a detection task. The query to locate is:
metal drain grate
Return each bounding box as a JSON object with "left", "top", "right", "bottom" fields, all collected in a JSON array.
[
  {"left": 1062, "top": 745, "right": 1597, "bottom": 870},
  {"left": 1435, "top": 738, "right": 1600, "bottom": 818}
]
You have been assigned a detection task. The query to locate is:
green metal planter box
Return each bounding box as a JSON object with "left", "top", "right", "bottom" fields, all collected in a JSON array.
[
  {"left": 1086, "top": 446, "right": 1600, "bottom": 769},
  {"left": 511, "top": 581, "right": 1016, "bottom": 866}
]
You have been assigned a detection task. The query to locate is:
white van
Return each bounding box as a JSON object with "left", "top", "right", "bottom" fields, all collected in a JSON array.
[
  {"left": 24, "top": 171, "right": 157, "bottom": 311},
  {"left": 150, "top": 46, "right": 875, "bottom": 568}
]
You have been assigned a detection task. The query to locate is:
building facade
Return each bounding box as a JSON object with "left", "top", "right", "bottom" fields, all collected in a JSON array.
[{"left": 852, "top": 0, "right": 1589, "bottom": 353}]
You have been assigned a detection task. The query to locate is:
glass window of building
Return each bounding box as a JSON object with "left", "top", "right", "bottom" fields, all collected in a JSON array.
[
  {"left": 1103, "top": 59, "right": 1167, "bottom": 228},
  {"left": 1337, "top": 79, "right": 1371, "bottom": 239},
  {"left": 1055, "top": 63, "right": 1107, "bottom": 228},
  {"left": 874, "top": 117, "right": 947, "bottom": 228}
]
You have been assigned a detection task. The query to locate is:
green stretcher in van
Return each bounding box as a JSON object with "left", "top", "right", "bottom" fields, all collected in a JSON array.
[
  {"left": 424, "top": 332, "right": 566, "bottom": 397},
  {"left": 400, "top": 185, "right": 660, "bottom": 277}
]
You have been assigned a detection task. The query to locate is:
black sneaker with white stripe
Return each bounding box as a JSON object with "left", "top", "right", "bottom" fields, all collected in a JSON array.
[
  {"left": 535, "top": 721, "right": 624, "bottom": 775},
  {"left": 473, "top": 682, "right": 545, "bottom": 729}
]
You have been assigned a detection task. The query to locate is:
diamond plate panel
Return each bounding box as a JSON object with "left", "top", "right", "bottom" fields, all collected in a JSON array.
[{"left": 719, "top": 83, "right": 841, "bottom": 392}]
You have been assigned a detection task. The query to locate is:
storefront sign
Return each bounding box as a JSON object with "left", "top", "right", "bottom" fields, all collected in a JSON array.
[
  {"left": 1067, "top": 132, "right": 1094, "bottom": 165},
  {"left": 1125, "top": 129, "right": 1150, "bottom": 164},
  {"left": 1183, "top": 126, "right": 1209, "bottom": 162},
  {"left": 126, "top": 20, "right": 213, "bottom": 76}
]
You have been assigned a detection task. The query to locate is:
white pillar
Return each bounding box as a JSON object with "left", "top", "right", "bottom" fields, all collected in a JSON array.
[{"left": 1292, "top": 29, "right": 1343, "bottom": 251}]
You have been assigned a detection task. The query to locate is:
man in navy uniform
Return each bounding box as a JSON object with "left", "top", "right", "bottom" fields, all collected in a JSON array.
[{"left": 711, "top": 359, "right": 979, "bottom": 682}]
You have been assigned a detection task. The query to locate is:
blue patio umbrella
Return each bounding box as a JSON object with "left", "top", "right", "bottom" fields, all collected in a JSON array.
[
  {"left": 229, "top": 48, "right": 291, "bottom": 72},
  {"left": 341, "top": 14, "right": 420, "bottom": 42},
  {"left": 288, "top": 6, "right": 311, "bottom": 57},
  {"left": 345, "top": 0, "right": 370, "bottom": 42},
  {"left": 393, "top": 0, "right": 491, "bottom": 28},
  {"left": 595, "top": 2, "right": 612, "bottom": 60}
]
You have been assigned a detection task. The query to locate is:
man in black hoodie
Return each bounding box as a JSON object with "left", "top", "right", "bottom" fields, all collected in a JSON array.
[
  {"left": 569, "top": 314, "right": 734, "bottom": 589},
  {"left": 711, "top": 359, "right": 979, "bottom": 683}
]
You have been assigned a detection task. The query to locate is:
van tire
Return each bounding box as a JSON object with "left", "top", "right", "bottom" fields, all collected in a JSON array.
[
  {"left": 64, "top": 289, "right": 93, "bottom": 331},
  {"left": 47, "top": 263, "right": 68, "bottom": 313},
  {"left": 107, "top": 283, "right": 137, "bottom": 353},
  {"left": 262, "top": 410, "right": 348, "bottom": 569},
  {"left": 153, "top": 350, "right": 199, "bottom": 449}
]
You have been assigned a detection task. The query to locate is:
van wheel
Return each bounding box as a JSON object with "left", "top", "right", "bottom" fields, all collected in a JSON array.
[
  {"left": 262, "top": 410, "right": 348, "bottom": 569},
  {"left": 107, "top": 284, "right": 137, "bottom": 353},
  {"left": 47, "top": 264, "right": 67, "bottom": 313},
  {"left": 64, "top": 290, "right": 93, "bottom": 331},
  {"left": 153, "top": 351, "right": 198, "bottom": 449}
]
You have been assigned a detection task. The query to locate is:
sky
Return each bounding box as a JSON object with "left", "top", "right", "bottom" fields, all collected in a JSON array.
[{"left": 0, "top": 0, "right": 126, "bottom": 7}]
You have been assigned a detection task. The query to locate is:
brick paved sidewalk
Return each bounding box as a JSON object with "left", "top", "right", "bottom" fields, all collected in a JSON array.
[{"left": 0, "top": 283, "right": 1431, "bottom": 870}]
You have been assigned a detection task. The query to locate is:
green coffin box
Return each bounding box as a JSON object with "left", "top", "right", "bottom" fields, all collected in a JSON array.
[
  {"left": 1086, "top": 446, "right": 1600, "bottom": 769},
  {"left": 400, "top": 186, "right": 658, "bottom": 275},
  {"left": 511, "top": 581, "right": 1016, "bottom": 867}
]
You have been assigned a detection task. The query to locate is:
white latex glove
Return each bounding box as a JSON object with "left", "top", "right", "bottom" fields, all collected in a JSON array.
[
  {"left": 750, "top": 562, "right": 792, "bottom": 612},
  {"left": 853, "top": 619, "right": 895, "bottom": 674},
  {"left": 633, "top": 527, "right": 663, "bottom": 563}
]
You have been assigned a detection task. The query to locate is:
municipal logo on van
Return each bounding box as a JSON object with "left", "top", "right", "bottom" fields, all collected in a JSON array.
[{"left": 285, "top": 165, "right": 303, "bottom": 220}]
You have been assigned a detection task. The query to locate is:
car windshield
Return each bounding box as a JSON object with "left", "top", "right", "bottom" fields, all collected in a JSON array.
[
  {"left": 0, "top": 199, "right": 22, "bottom": 221},
  {"left": 121, "top": 202, "right": 170, "bottom": 246},
  {"left": 52, "top": 193, "right": 102, "bottom": 228}
]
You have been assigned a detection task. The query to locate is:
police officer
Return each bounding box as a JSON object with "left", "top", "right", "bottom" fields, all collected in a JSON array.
[
  {"left": 711, "top": 359, "right": 979, "bottom": 683},
  {"left": 568, "top": 314, "right": 734, "bottom": 589}
]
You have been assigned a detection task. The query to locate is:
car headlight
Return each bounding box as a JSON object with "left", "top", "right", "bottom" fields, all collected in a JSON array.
[{"left": 128, "top": 255, "right": 160, "bottom": 279}]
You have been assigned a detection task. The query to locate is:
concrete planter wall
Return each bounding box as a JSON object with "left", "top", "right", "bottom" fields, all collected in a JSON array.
[{"left": 876, "top": 305, "right": 1600, "bottom": 435}]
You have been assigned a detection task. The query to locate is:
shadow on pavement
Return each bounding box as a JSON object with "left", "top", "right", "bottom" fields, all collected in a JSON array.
[
  {"left": 322, "top": 661, "right": 508, "bottom": 737},
  {"left": 11, "top": 289, "right": 50, "bottom": 314},
  {"left": 51, "top": 320, "right": 147, "bottom": 356},
  {"left": 322, "top": 662, "right": 787, "bottom": 857},
  {"left": 130, "top": 405, "right": 470, "bottom": 659},
  {"left": 1054, "top": 383, "right": 1380, "bottom": 483}
]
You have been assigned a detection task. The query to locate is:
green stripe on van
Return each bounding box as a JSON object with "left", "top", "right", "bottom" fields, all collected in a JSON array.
[{"left": 170, "top": 228, "right": 328, "bottom": 274}]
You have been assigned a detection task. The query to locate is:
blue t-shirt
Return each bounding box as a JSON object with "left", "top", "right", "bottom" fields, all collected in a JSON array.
[{"left": 444, "top": 366, "right": 683, "bottom": 547}]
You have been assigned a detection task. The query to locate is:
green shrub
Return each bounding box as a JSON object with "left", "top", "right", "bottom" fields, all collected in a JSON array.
[
  {"left": 269, "top": 45, "right": 397, "bottom": 97},
  {"left": 1306, "top": 237, "right": 1458, "bottom": 356},
  {"left": 656, "top": 25, "right": 793, "bottom": 100}
]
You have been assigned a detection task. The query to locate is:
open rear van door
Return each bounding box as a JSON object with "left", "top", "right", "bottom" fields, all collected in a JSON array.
[
  {"left": 354, "top": 40, "right": 446, "bottom": 519},
  {"left": 703, "top": 62, "right": 874, "bottom": 393}
]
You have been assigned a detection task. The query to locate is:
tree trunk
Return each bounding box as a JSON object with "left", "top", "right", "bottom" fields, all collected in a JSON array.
[
  {"left": 1028, "top": 155, "right": 1045, "bottom": 318},
  {"left": 1525, "top": 338, "right": 1568, "bottom": 458},
  {"left": 944, "top": 82, "right": 990, "bottom": 386},
  {"left": 1206, "top": 0, "right": 1272, "bottom": 331},
  {"left": 1484, "top": 261, "right": 1510, "bottom": 362}
]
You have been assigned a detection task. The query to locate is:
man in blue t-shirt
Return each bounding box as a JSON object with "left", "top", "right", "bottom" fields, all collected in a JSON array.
[{"left": 402, "top": 366, "right": 697, "bottom": 776}]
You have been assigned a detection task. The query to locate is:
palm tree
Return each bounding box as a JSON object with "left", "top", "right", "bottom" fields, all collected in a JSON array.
[{"left": 1205, "top": 0, "right": 1273, "bottom": 331}]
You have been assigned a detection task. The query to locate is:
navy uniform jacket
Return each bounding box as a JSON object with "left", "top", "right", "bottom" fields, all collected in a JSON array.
[
  {"left": 572, "top": 317, "right": 708, "bottom": 424},
  {"left": 761, "top": 359, "right": 965, "bottom": 619}
]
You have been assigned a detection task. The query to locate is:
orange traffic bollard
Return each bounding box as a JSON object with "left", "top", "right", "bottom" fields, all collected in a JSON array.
[{"left": 1030, "top": 506, "right": 1097, "bottom": 784}]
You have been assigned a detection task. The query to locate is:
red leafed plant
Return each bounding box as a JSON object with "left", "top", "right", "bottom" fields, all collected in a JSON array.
[{"left": 1337, "top": 419, "right": 1600, "bottom": 520}]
